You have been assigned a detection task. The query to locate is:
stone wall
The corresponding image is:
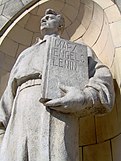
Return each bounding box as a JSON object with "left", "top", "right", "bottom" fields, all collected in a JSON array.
[{"left": 0, "top": 0, "right": 121, "bottom": 161}]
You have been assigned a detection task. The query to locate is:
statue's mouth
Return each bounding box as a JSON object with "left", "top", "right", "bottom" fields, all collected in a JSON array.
[{"left": 41, "top": 21, "right": 47, "bottom": 26}]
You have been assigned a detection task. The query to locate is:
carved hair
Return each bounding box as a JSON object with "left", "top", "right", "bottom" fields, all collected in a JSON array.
[{"left": 45, "top": 8, "right": 65, "bottom": 34}]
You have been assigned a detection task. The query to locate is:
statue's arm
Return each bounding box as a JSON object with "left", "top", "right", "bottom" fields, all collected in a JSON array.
[
  {"left": 82, "top": 47, "right": 115, "bottom": 115},
  {"left": 0, "top": 82, "right": 14, "bottom": 146},
  {"left": 0, "top": 81, "right": 15, "bottom": 128},
  {"left": 0, "top": 45, "right": 33, "bottom": 147},
  {"left": 0, "top": 49, "right": 26, "bottom": 128},
  {"left": 0, "top": 44, "right": 40, "bottom": 128}
]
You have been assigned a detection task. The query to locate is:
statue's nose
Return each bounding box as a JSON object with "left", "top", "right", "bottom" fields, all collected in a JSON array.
[
  {"left": 41, "top": 15, "right": 49, "bottom": 23},
  {"left": 41, "top": 18, "right": 46, "bottom": 23}
]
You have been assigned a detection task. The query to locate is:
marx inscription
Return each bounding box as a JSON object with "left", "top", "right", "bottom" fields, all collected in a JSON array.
[
  {"left": 42, "top": 36, "right": 88, "bottom": 100},
  {"left": 50, "top": 38, "right": 86, "bottom": 72}
]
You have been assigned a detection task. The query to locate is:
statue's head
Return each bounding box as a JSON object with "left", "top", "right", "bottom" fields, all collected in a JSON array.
[{"left": 40, "top": 9, "right": 65, "bottom": 37}]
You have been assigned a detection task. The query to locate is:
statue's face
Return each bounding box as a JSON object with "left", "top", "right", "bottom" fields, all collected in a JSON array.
[{"left": 40, "top": 13, "right": 60, "bottom": 35}]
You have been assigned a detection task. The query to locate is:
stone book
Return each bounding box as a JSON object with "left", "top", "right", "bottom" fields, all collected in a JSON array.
[{"left": 40, "top": 36, "right": 89, "bottom": 102}]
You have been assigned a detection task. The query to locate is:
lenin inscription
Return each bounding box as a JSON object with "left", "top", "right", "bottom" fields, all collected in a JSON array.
[
  {"left": 41, "top": 36, "right": 88, "bottom": 100},
  {"left": 50, "top": 38, "right": 86, "bottom": 71}
]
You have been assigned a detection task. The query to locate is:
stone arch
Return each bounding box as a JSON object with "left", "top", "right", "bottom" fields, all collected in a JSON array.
[
  {"left": 0, "top": 0, "right": 119, "bottom": 67},
  {"left": 0, "top": 0, "right": 116, "bottom": 33},
  {"left": 0, "top": 0, "right": 118, "bottom": 65}
]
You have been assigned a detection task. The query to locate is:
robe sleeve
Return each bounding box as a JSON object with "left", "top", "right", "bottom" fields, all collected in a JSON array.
[
  {"left": 82, "top": 47, "right": 115, "bottom": 115},
  {"left": 0, "top": 43, "right": 42, "bottom": 128},
  {"left": 0, "top": 51, "right": 25, "bottom": 128},
  {"left": 0, "top": 68, "right": 18, "bottom": 128}
]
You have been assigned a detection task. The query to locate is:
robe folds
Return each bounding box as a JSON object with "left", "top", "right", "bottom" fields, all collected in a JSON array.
[{"left": 0, "top": 36, "right": 115, "bottom": 161}]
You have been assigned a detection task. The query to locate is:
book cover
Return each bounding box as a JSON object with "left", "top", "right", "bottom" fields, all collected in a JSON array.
[{"left": 41, "top": 36, "right": 89, "bottom": 101}]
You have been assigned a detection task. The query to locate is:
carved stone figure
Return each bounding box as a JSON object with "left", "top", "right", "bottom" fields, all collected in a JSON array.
[{"left": 0, "top": 9, "right": 115, "bottom": 161}]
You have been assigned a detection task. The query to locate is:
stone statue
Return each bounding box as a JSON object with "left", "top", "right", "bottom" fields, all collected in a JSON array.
[{"left": 0, "top": 9, "right": 115, "bottom": 161}]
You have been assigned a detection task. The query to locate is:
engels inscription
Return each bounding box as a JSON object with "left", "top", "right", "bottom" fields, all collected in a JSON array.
[
  {"left": 50, "top": 38, "right": 86, "bottom": 71},
  {"left": 41, "top": 36, "right": 88, "bottom": 100}
]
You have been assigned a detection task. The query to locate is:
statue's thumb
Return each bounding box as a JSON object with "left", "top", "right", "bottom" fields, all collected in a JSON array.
[{"left": 59, "top": 84, "right": 70, "bottom": 93}]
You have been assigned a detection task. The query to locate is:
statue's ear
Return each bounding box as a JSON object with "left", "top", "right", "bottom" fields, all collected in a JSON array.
[
  {"left": 57, "top": 14, "right": 61, "bottom": 23},
  {"left": 58, "top": 25, "right": 63, "bottom": 29},
  {"left": 57, "top": 14, "right": 65, "bottom": 34}
]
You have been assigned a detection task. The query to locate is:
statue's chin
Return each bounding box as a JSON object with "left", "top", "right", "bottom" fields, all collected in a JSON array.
[
  {"left": 40, "top": 27, "right": 60, "bottom": 37},
  {"left": 40, "top": 28, "right": 48, "bottom": 37}
]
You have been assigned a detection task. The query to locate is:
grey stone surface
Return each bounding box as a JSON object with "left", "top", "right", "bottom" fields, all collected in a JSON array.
[
  {"left": 0, "top": 0, "right": 118, "bottom": 37},
  {"left": 0, "top": 8, "right": 115, "bottom": 161},
  {"left": 0, "top": 4, "right": 4, "bottom": 14},
  {"left": 41, "top": 36, "right": 88, "bottom": 100},
  {"left": 21, "top": 0, "right": 33, "bottom": 5},
  {"left": 0, "top": 0, "right": 33, "bottom": 30},
  {"left": 2, "top": 0, "right": 24, "bottom": 19},
  {"left": 115, "top": 0, "right": 121, "bottom": 12},
  {"left": 1, "top": 0, "right": 10, "bottom": 4},
  {"left": 0, "top": 15, "right": 8, "bottom": 30}
]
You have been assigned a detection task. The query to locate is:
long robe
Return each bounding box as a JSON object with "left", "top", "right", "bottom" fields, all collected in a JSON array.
[{"left": 0, "top": 36, "right": 115, "bottom": 161}]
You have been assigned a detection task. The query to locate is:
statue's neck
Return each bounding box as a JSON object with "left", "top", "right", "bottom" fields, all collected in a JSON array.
[{"left": 43, "top": 34, "right": 60, "bottom": 40}]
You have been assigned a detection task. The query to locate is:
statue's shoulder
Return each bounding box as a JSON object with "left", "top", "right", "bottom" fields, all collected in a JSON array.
[
  {"left": 18, "top": 37, "right": 42, "bottom": 56},
  {"left": 76, "top": 41, "right": 100, "bottom": 62},
  {"left": 76, "top": 41, "right": 94, "bottom": 57}
]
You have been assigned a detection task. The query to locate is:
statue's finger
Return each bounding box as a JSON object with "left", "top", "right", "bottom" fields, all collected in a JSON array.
[
  {"left": 49, "top": 106, "right": 70, "bottom": 114},
  {"left": 59, "top": 84, "right": 71, "bottom": 93},
  {"left": 44, "top": 97, "right": 64, "bottom": 106}
]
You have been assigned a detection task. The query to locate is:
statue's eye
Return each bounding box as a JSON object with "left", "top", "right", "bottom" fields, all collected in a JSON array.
[
  {"left": 49, "top": 16, "right": 55, "bottom": 20},
  {"left": 46, "top": 16, "right": 49, "bottom": 20}
]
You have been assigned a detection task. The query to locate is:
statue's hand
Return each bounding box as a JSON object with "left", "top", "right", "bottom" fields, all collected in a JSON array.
[{"left": 44, "top": 85, "right": 86, "bottom": 113}]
